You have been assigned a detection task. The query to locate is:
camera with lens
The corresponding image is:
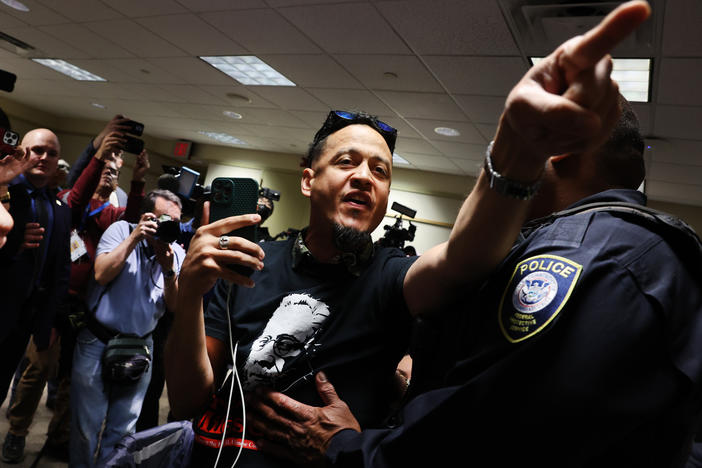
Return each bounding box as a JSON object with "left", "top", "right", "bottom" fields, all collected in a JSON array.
[
  {"left": 376, "top": 202, "right": 417, "bottom": 250},
  {"left": 153, "top": 214, "right": 180, "bottom": 244}
]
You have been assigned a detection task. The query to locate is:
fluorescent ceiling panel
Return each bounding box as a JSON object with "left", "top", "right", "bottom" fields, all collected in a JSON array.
[
  {"left": 32, "top": 59, "right": 106, "bottom": 81},
  {"left": 198, "top": 131, "right": 247, "bottom": 146},
  {"left": 529, "top": 57, "right": 651, "bottom": 102},
  {"left": 199, "top": 55, "right": 295, "bottom": 86}
]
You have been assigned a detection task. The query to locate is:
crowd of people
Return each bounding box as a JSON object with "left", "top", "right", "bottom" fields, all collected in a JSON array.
[{"left": 1, "top": 1, "right": 701, "bottom": 467}]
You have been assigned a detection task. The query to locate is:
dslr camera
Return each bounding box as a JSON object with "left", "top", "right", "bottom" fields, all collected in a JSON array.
[{"left": 152, "top": 214, "right": 180, "bottom": 244}]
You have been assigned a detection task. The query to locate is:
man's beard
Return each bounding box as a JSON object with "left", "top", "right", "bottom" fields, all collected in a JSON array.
[{"left": 332, "top": 223, "right": 372, "bottom": 254}]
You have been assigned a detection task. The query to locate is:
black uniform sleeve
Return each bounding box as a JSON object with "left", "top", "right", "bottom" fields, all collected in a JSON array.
[
  {"left": 203, "top": 279, "right": 237, "bottom": 345},
  {"left": 67, "top": 141, "right": 97, "bottom": 187}
]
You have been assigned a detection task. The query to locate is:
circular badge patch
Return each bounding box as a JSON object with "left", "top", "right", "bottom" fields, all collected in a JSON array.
[{"left": 512, "top": 271, "right": 558, "bottom": 314}]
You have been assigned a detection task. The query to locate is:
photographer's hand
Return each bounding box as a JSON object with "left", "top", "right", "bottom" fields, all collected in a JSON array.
[
  {"left": 178, "top": 201, "right": 264, "bottom": 297},
  {"left": 93, "top": 115, "right": 131, "bottom": 150},
  {"left": 95, "top": 132, "right": 125, "bottom": 162},
  {"left": 94, "top": 215, "right": 154, "bottom": 285},
  {"left": 132, "top": 212, "right": 158, "bottom": 242}
]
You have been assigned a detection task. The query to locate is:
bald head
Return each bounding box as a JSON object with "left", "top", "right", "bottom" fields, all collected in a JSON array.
[{"left": 21, "top": 128, "right": 61, "bottom": 188}]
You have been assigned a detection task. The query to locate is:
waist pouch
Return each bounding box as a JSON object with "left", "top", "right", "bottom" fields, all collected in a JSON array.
[{"left": 102, "top": 335, "right": 151, "bottom": 385}]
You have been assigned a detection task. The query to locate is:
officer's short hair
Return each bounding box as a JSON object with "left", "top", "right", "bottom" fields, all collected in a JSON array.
[
  {"left": 141, "top": 189, "right": 182, "bottom": 215},
  {"left": 596, "top": 95, "right": 646, "bottom": 190}
]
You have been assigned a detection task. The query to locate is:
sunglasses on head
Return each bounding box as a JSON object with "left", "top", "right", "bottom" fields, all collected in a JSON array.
[{"left": 312, "top": 110, "right": 397, "bottom": 154}]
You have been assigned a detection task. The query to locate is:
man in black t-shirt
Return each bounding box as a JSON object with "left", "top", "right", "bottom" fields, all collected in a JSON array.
[{"left": 166, "top": 84, "right": 596, "bottom": 465}]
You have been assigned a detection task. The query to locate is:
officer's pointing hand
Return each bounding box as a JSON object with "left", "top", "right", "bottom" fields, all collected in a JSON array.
[
  {"left": 497, "top": 1, "right": 651, "bottom": 171},
  {"left": 179, "top": 201, "right": 264, "bottom": 295}
]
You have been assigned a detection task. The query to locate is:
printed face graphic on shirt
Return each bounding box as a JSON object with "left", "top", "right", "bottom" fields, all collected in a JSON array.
[{"left": 242, "top": 293, "right": 330, "bottom": 389}]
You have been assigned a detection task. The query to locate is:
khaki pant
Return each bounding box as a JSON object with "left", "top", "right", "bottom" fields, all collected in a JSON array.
[{"left": 7, "top": 336, "right": 60, "bottom": 437}]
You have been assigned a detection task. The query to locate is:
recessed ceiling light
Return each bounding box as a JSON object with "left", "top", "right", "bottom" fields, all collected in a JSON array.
[
  {"left": 91, "top": 102, "right": 106, "bottom": 109},
  {"left": 223, "top": 110, "right": 243, "bottom": 120},
  {"left": 225, "top": 93, "right": 252, "bottom": 104},
  {"left": 530, "top": 57, "right": 651, "bottom": 103},
  {"left": 200, "top": 56, "right": 295, "bottom": 86},
  {"left": 1, "top": 0, "right": 29, "bottom": 12},
  {"left": 434, "top": 127, "right": 461, "bottom": 137},
  {"left": 32, "top": 59, "right": 106, "bottom": 81},
  {"left": 198, "top": 131, "right": 247, "bottom": 146},
  {"left": 393, "top": 153, "right": 410, "bottom": 165}
]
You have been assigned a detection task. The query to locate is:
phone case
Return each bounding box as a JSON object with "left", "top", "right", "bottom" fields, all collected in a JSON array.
[{"left": 210, "top": 177, "right": 259, "bottom": 276}]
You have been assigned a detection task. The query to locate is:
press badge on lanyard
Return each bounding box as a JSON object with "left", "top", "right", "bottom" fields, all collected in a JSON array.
[
  {"left": 498, "top": 254, "right": 582, "bottom": 343},
  {"left": 70, "top": 229, "right": 87, "bottom": 262}
]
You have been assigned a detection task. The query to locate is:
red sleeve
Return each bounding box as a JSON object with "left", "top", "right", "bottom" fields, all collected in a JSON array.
[
  {"left": 65, "top": 157, "right": 105, "bottom": 228},
  {"left": 122, "top": 180, "right": 145, "bottom": 223}
]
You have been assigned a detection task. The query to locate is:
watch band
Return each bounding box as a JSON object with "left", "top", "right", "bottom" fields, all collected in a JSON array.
[{"left": 483, "top": 141, "right": 542, "bottom": 200}]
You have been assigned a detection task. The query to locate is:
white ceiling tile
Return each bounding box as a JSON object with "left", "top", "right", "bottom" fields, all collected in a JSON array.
[
  {"left": 394, "top": 137, "right": 441, "bottom": 156},
  {"left": 136, "top": 14, "right": 247, "bottom": 56},
  {"left": 175, "top": 0, "right": 267, "bottom": 11},
  {"left": 2, "top": 26, "right": 91, "bottom": 58},
  {"left": 232, "top": 108, "right": 309, "bottom": 128},
  {"left": 36, "top": 0, "right": 122, "bottom": 22},
  {"left": 424, "top": 56, "right": 525, "bottom": 95},
  {"left": 0, "top": 11, "right": 30, "bottom": 29},
  {"left": 246, "top": 87, "right": 327, "bottom": 112},
  {"left": 1, "top": 1, "right": 69, "bottom": 25},
  {"left": 450, "top": 158, "right": 482, "bottom": 177},
  {"left": 376, "top": 116, "right": 423, "bottom": 140},
  {"left": 376, "top": 91, "right": 465, "bottom": 120},
  {"left": 646, "top": 179, "right": 702, "bottom": 207},
  {"left": 38, "top": 23, "right": 133, "bottom": 58},
  {"left": 335, "top": 55, "right": 443, "bottom": 92},
  {"left": 107, "top": 0, "right": 188, "bottom": 17},
  {"left": 662, "top": 0, "right": 702, "bottom": 56},
  {"left": 199, "top": 86, "right": 277, "bottom": 109},
  {"left": 653, "top": 105, "right": 702, "bottom": 140},
  {"left": 475, "top": 123, "right": 497, "bottom": 142},
  {"left": 288, "top": 110, "right": 330, "bottom": 129},
  {"left": 200, "top": 9, "right": 320, "bottom": 54},
  {"left": 157, "top": 85, "right": 225, "bottom": 105},
  {"left": 648, "top": 161, "right": 702, "bottom": 185},
  {"left": 278, "top": 3, "right": 410, "bottom": 54},
  {"left": 405, "top": 118, "right": 484, "bottom": 144},
  {"left": 266, "top": 0, "right": 351, "bottom": 5},
  {"left": 82, "top": 58, "right": 185, "bottom": 84},
  {"left": 84, "top": 19, "right": 187, "bottom": 58},
  {"left": 259, "top": 55, "right": 361, "bottom": 89},
  {"left": 145, "top": 57, "right": 236, "bottom": 85},
  {"left": 657, "top": 59, "right": 702, "bottom": 106},
  {"left": 431, "top": 140, "right": 485, "bottom": 160},
  {"left": 454, "top": 95, "right": 505, "bottom": 124},
  {"left": 306, "top": 89, "right": 393, "bottom": 116},
  {"left": 411, "top": 155, "right": 463, "bottom": 173},
  {"left": 630, "top": 103, "right": 652, "bottom": 136},
  {"left": 376, "top": 0, "right": 519, "bottom": 56}
]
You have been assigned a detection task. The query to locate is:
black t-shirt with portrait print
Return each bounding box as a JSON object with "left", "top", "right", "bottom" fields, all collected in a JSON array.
[{"left": 192, "top": 235, "right": 416, "bottom": 468}]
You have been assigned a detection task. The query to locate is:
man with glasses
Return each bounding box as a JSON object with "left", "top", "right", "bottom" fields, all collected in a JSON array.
[{"left": 69, "top": 189, "right": 185, "bottom": 467}]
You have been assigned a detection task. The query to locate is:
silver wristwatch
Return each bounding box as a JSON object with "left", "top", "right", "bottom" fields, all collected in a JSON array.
[{"left": 483, "top": 141, "right": 542, "bottom": 200}]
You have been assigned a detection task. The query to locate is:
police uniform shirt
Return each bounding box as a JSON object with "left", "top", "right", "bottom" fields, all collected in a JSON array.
[{"left": 327, "top": 189, "right": 702, "bottom": 468}]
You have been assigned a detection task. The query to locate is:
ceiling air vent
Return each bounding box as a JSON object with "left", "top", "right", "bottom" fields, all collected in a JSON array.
[
  {"left": 498, "top": 0, "right": 658, "bottom": 57},
  {"left": 0, "top": 31, "right": 35, "bottom": 55}
]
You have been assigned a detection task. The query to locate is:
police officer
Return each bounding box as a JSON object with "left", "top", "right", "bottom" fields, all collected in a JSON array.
[{"left": 243, "top": 3, "right": 702, "bottom": 466}]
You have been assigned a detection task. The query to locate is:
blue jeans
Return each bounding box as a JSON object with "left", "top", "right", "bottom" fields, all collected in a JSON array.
[{"left": 69, "top": 328, "right": 153, "bottom": 467}]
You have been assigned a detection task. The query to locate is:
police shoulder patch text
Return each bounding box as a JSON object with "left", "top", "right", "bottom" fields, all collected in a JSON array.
[{"left": 498, "top": 254, "right": 582, "bottom": 343}]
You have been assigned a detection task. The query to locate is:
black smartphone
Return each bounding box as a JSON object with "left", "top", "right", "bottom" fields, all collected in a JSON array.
[
  {"left": 0, "top": 127, "right": 20, "bottom": 155},
  {"left": 124, "top": 119, "right": 144, "bottom": 136},
  {"left": 209, "top": 177, "right": 259, "bottom": 275},
  {"left": 122, "top": 135, "right": 144, "bottom": 155}
]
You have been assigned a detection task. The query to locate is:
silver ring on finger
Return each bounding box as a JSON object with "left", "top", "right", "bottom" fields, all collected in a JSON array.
[{"left": 218, "top": 235, "right": 229, "bottom": 250}]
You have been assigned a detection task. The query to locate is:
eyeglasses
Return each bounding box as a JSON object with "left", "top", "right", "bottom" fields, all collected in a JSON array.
[{"left": 312, "top": 110, "right": 397, "bottom": 155}]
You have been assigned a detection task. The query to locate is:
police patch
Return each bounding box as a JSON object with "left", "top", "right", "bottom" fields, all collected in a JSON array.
[{"left": 499, "top": 254, "right": 582, "bottom": 343}]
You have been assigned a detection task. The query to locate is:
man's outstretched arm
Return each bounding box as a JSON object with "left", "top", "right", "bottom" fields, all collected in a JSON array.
[{"left": 403, "top": 0, "right": 651, "bottom": 316}]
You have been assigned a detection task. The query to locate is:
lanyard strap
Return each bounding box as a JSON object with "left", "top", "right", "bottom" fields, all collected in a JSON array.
[{"left": 80, "top": 201, "right": 109, "bottom": 231}]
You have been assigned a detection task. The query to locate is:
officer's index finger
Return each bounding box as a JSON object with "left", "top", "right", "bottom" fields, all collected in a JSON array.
[{"left": 563, "top": 1, "right": 651, "bottom": 71}]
